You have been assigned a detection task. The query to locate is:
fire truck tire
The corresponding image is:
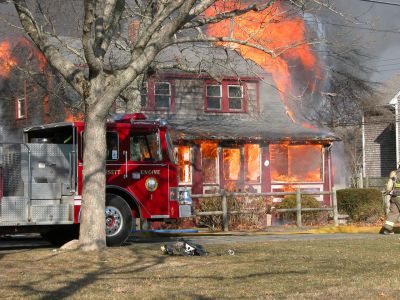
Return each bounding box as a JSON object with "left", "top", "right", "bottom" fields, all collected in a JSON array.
[{"left": 106, "top": 194, "right": 133, "bottom": 247}]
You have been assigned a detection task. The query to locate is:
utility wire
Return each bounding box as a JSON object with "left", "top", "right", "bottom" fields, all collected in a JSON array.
[
  {"left": 357, "top": 0, "right": 400, "bottom": 6},
  {"left": 367, "top": 57, "right": 400, "bottom": 62},
  {"left": 305, "top": 19, "right": 400, "bottom": 34}
]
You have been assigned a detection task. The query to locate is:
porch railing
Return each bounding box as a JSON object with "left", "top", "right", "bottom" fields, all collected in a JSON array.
[{"left": 191, "top": 188, "right": 339, "bottom": 231}]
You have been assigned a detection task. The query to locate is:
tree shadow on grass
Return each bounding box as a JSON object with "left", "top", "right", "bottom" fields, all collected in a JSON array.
[{"left": 8, "top": 246, "right": 168, "bottom": 300}]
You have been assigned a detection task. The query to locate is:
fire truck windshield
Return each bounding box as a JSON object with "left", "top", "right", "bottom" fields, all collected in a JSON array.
[{"left": 130, "top": 132, "right": 162, "bottom": 162}]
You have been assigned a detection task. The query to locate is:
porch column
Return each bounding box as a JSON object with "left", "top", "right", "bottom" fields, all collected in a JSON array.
[
  {"left": 191, "top": 143, "right": 203, "bottom": 195},
  {"left": 261, "top": 144, "right": 271, "bottom": 193}
]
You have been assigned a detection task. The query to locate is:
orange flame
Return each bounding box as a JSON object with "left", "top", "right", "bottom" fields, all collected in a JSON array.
[
  {"left": 223, "top": 148, "right": 241, "bottom": 191},
  {"left": 201, "top": 142, "right": 218, "bottom": 184},
  {"left": 17, "top": 38, "right": 47, "bottom": 73},
  {"left": 270, "top": 144, "right": 322, "bottom": 182},
  {"left": 205, "top": 1, "right": 321, "bottom": 126},
  {"left": 0, "top": 37, "right": 48, "bottom": 77},
  {"left": 64, "top": 110, "right": 85, "bottom": 122},
  {"left": 0, "top": 41, "right": 17, "bottom": 78},
  {"left": 177, "top": 146, "right": 191, "bottom": 183},
  {"left": 245, "top": 144, "right": 260, "bottom": 182}
]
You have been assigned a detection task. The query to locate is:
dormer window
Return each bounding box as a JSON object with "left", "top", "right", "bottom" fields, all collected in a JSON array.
[
  {"left": 205, "top": 81, "right": 246, "bottom": 113},
  {"left": 141, "top": 80, "right": 174, "bottom": 111},
  {"left": 155, "top": 82, "right": 171, "bottom": 109},
  {"left": 228, "top": 85, "right": 243, "bottom": 110}
]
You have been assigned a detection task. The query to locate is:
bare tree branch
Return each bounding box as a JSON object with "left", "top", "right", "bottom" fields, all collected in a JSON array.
[
  {"left": 13, "top": 0, "right": 87, "bottom": 96},
  {"left": 83, "top": 0, "right": 102, "bottom": 76},
  {"left": 184, "top": 0, "right": 276, "bottom": 28}
]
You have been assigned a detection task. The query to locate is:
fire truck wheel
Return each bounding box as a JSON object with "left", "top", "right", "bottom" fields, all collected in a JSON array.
[{"left": 105, "top": 194, "right": 133, "bottom": 247}]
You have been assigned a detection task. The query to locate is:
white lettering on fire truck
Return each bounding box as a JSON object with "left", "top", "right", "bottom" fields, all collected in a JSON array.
[
  {"left": 106, "top": 170, "right": 121, "bottom": 175},
  {"left": 141, "top": 169, "right": 161, "bottom": 175}
]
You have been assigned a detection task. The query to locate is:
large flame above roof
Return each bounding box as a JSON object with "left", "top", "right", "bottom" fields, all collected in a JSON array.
[
  {"left": 205, "top": 1, "right": 322, "bottom": 127},
  {"left": 0, "top": 40, "right": 17, "bottom": 78}
]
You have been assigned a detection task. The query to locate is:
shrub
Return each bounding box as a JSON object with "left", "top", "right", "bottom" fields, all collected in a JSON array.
[
  {"left": 276, "top": 195, "right": 326, "bottom": 225},
  {"left": 336, "top": 188, "right": 383, "bottom": 222},
  {"left": 197, "top": 195, "right": 271, "bottom": 230}
]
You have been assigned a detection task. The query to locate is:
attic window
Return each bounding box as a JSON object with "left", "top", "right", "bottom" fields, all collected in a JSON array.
[
  {"left": 155, "top": 82, "right": 171, "bottom": 109},
  {"left": 206, "top": 85, "right": 222, "bottom": 110},
  {"left": 141, "top": 80, "right": 174, "bottom": 111},
  {"left": 205, "top": 81, "right": 246, "bottom": 113},
  {"left": 228, "top": 85, "right": 243, "bottom": 110}
]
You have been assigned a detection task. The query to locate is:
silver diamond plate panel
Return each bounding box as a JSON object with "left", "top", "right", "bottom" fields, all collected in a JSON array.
[
  {"left": 1, "top": 145, "right": 26, "bottom": 197},
  {"left": 0, "top": 196, "right": 28, "bottom": 222},
  {"left": 28, "top": 143, "right": 72, "bottom": 186},
  {"left": 31, "top": 204, "right": 71, "bottom": 223}
]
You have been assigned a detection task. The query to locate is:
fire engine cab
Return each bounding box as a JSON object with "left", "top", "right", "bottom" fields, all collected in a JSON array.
[{"left": 0, "top": 113, "right": 192, "bottom": 246}]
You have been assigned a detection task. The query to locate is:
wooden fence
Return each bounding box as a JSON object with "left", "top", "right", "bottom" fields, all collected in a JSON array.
[{"left": 191, "top": 188, "right": 339, "bottom": 231}]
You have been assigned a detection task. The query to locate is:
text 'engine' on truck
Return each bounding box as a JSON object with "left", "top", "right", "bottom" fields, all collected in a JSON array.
[{"left": 0, "top": 113, "right": 192, "bottom": 246}]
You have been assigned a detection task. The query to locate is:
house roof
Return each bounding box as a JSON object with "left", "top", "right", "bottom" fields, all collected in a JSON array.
[{"left": 168, "top": 117, "right": 338, "bottom": 143}]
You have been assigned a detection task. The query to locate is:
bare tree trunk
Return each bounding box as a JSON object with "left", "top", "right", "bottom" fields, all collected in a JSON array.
[
  {"left": 79, "top": 86, "right": 108, "bottom": 251},
  {"left": 126, "top": 88, "right": 141, "bottom": 113}
]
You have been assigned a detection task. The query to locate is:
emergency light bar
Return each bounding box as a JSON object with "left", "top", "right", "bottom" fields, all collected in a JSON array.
[{"left": 113, "top": 113, "right": 147, "bottom": 123}]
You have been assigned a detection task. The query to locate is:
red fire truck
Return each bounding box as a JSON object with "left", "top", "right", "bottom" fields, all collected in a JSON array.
[{"left": 0, "top": 113, "right": 192, "bottom": 246}]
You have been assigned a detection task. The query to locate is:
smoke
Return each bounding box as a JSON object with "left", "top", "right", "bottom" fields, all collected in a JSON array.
[
  {"left": 331, "top": 141, "right": 348, "bottom": 189},
  {"left": 321, "top": 0, "right": 400, "bottom": 83}
]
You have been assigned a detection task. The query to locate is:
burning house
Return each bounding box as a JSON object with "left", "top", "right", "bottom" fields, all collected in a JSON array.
[
  {"left": 0, "top": 1, "right": 339, "bottom": 207},
  {"left": 0, "top": 37, "right": 73, "bottom": 142},
  {"left": 130, "top": 2, "right": 339, "bottom": 205},
  {"left": 136, "top": 68, "right": 337, "bottom": 205}
]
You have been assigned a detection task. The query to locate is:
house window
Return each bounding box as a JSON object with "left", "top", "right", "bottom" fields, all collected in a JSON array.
[
  {"left": 154, "top": 82, "right": 171, "bottom": 109},
  {"left": 177, "top": 146, "right": 191, "bottom": 184},
  {"left": 205, "top": 81, "right": 246, "bottom": 112},
  {"left": 223, "top": 148, "right": 241, "bottom": 180},
  {"left": 201, "top": 142, "right": 218, "bottom": 184},
  {"left": 206, "top": 85, "right": 222, "bottom": 110},
  {"left": 140, "top": 84, "right": 148, "bottom": 108},
  {"left": 244, "top": 144, "right": 260, "bottom": 182},
  {"left": 228, "top": 85, "right": 243, "bottom": 110},
  {"left": 141, "top": 80, "right": 174, "bottom": 110},
  {"left": 16, "top": 96, "right": 26, "bottom": 119},
  {"left": 270, "top": 144, "right": 323, "bottom": 183}
]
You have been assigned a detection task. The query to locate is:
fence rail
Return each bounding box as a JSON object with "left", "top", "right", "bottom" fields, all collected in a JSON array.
[{"left": 191, "top": 188, "right": 339, "bottom": 231}]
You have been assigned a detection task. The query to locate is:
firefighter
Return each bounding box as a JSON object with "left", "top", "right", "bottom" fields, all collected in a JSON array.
[{"left": 381, "top": 162, "right": 400, "bottom": 234}]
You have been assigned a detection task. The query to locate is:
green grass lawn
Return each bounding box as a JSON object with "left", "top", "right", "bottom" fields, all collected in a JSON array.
[{"left": 0, "top": 236, "right": 399, "bottom": 299}]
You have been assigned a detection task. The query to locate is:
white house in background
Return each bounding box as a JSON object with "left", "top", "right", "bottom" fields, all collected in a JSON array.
[{"left": 362, "top": 91, "right": 398, "bottom": 188}]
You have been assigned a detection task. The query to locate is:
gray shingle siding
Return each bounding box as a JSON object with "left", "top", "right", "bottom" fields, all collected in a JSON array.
[{"left": 364, "top": 116, "right": 396, "bottom": 178}]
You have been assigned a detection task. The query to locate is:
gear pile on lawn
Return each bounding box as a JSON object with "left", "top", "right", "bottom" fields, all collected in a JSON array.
[{"left": 160, "top": 238, "right": 207, "bottom": 256}]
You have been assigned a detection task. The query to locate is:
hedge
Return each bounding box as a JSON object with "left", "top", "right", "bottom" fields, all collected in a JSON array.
[
  {"left": 336, "top": 188, "right": 383, "bottom": 222},
  {"left": 276, "top": 195, "right": 326, "bottom": 225}
]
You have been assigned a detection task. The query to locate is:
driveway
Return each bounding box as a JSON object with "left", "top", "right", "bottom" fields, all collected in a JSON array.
[{"left": 0, "top": 231, "right": 386, "bottom": 251}]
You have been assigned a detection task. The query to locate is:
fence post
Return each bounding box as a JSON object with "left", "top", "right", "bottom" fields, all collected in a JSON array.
[
  {"left": 222, "top": 189, "right": 229, "bottom": 232},
  {"left": 296, "top": 188, "right": 301, "bottom": 227},
  {"left": 332, "top": 188, "right": 339, "bottom": 226}
]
